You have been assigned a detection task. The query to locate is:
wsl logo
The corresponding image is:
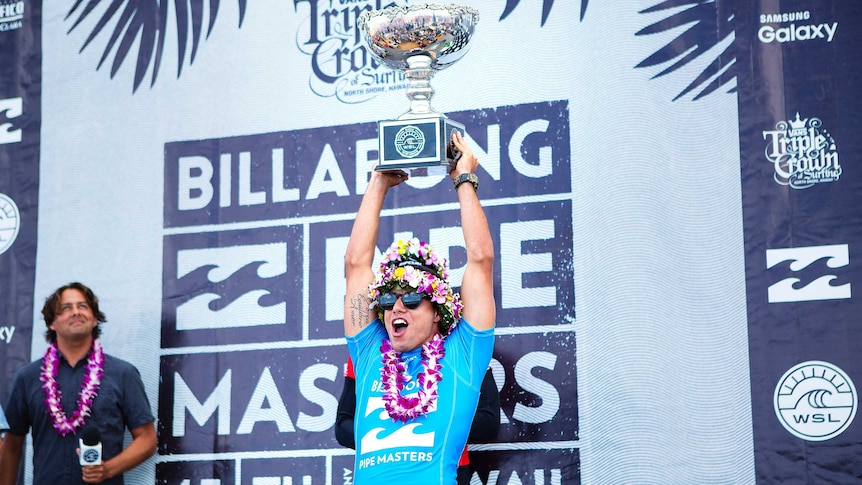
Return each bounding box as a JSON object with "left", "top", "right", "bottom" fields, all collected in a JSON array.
[
  {"left": 762, "top": 113, "right": 841, "bottom": 189},
  {"left": 0, "top": 193, "right": 20, "bottom": 255},
  {"left": 0, "top": 1, "right": 24, "bottom": 32},
  {"left": 81, "top": 448, "right": 100, "bottom": 464},
  {"left": 394, "top": 126, "right": 424, "bottom": 158},
  {"left": 774, "top": 361, "right": 857, "bottom": 441}
]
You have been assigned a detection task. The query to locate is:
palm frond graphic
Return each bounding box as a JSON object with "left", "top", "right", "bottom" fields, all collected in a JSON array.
[
  {"left": 636, "top": 0, "right": 736, "bottom": 101},
  {"left": 499, "top": 0, "right": 582, "bottom": 25},
  {"left": 65, "top": 0, "right": 248, "bottom": 93},
  {"left": 64, "top": 0, "right": 733, "bottom": 102}
]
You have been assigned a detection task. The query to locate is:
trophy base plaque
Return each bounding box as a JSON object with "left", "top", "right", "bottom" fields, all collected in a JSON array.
[{"left": 376, "top": 116, "right": 465, "bottom": 172}]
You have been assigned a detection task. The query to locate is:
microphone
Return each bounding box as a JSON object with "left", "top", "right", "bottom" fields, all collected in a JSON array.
[{"left": 78, "top": 427, "right": 102, "bottom": 466}]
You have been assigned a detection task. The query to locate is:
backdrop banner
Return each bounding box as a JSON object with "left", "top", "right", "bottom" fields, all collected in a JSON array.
[
  {"left": 735, "top": 2, "right": 862, "bottom": 482},
  {"left": 0, "top": 0, "right": 39, "bottom": 408},
  {"left": 6, "top": 1, "right": 861, "bottom": 484}
]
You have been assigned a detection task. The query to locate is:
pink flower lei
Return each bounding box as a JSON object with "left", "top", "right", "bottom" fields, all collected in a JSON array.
[
  {"left": 380, "top": 333, "right": 445, "bottom": 422},
  {"left": 370, "top": 239, "right": 459, "bottom": 421},
  {"left": 40, "top": 339, "right": 105, "bottom": 436}
]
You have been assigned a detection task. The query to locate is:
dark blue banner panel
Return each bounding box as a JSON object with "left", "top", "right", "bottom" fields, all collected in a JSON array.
[
  {"left": 735, "top": 2, "right": 862, "bottom": 483},
  {"left": 0, "top": 0, "right": 39, "bottom": 405}
]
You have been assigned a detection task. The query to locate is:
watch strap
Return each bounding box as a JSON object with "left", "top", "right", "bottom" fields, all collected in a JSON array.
[{"left": 453, "top": 172, "right": 479, "bottom": 191}]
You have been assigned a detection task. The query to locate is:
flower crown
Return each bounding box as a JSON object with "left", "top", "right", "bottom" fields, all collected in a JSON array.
[{"left": 368, "top": 238, "right": 462, "bottom": 335}]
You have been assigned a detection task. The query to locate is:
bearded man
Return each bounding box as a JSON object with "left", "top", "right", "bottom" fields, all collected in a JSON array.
[{"left": 0, "top": 282, "right": 156, "bottom": 484}]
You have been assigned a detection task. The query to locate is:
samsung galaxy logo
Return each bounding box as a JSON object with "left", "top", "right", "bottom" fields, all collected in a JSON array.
[
  {"left": 758, "top": 21, "right": 837, "bottom": 44},
  {"left": 0, "top": 325, "right": 14, "bottom": 344},
  {"left": 760, "top": 12, "right": 810, "bottom": 24}
]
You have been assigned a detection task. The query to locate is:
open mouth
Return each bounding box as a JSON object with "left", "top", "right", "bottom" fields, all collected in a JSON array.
[{"left": 391, "top": 318, "right": 408, "bottom": 336}]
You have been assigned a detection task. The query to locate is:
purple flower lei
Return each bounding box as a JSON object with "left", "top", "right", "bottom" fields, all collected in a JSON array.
[
  {"left": 380, "top": 333, "right": 445, "bottom": 422},
  {"left": 39, "top": 339, "right": 105, "bottom": 436}
]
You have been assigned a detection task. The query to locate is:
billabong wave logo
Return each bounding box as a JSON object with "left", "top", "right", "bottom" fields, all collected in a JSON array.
[
  {"left": 774, "top": 361, "right": 857, "bottom": 441},
  {"left": 174, "top": 243, "right": 288, "bottom": 330},
  {"left": 766, "top": 244, "right": 851, "bottom": 303},
  {"left": 0, "top": 97, "right": 23, "bottom": 144},
  {"left": 358, "top": 395, "right": 436, "bottom": 455},
  {"left": 0, "top": 1, "right": 24, "bottom": 32},
  {"left": 0, "top": 192, "right": 20, "bottom": 255},
  {"left": 763, "top": 113, "right": 841, "bottom": 189}
]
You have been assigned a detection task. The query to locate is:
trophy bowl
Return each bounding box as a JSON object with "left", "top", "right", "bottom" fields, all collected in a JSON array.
[
  {"left": 357, "top": 4, "right": 479, "bottom": 72},
  {"left": 357, "top": 4, "right": 479, "bottom": 171}
]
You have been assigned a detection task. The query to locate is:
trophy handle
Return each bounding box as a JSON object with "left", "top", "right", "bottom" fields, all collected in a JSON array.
[{"left": 446, "top": 128, "right": 463, "bottom": 168}]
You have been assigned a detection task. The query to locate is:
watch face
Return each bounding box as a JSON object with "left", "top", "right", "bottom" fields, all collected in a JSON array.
[
  {"left": 454, "top": 173, "right": 477, "bottom": 190},
  {"left": 0, "top": 193, "right": 20, "bottom": 255}
]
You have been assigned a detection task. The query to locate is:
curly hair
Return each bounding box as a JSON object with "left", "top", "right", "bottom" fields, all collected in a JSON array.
[{"left": 42, "top": 282, "right": 106, "bottom": 343}]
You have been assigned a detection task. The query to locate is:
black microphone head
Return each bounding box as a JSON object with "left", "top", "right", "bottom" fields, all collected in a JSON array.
[{"left": 81, "top": 427, "right": 101, "bottom": 446}]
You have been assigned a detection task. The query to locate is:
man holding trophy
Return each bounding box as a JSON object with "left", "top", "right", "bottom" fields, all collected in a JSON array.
[{"left": 344, "top": 6, "right": 494, "bottom": 482}]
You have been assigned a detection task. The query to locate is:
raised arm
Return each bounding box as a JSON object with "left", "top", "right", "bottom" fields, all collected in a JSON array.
[
  {"left": 449, "top": 131, "right": 496, "bottom": 330},
  {"left": 343, "top": 169, "right": 406, "bottom": 337}
]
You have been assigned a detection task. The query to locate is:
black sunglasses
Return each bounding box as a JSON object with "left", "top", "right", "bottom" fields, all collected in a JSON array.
[{"left": 378, "top": 292, "right": 426, "bottom": 311}]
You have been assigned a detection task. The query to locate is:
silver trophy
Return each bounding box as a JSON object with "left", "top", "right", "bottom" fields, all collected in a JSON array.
[{"left": 357, "top": 4, "right": 479, "bottom": 171}]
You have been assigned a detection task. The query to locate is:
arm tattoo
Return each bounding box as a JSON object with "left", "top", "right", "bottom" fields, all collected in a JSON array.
[{"left": 349, "top": 293, "right": 371, "bottom": 329}]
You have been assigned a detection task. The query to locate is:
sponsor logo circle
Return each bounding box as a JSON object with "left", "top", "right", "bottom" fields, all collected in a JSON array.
[
  {"left": 0, "top": 192, "right": 20, "bottom": 255},
  {"left": 774, "top": 360, "right": 857, "bottom": 441},
  {"left": 82, "top": 448, "right": 100, "bottom": 464},
  {"left": 394, "top": 125, "right": 425, "bottom": 159}
]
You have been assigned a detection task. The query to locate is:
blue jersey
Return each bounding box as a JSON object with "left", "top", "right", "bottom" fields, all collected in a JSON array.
[{"left": 347, "top": 319, "right": 494, "bottom": 485}]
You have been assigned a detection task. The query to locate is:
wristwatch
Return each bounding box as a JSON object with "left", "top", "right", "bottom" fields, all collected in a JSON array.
[{"left": 453, "top": 172, "right": 479, "bottom": 191}]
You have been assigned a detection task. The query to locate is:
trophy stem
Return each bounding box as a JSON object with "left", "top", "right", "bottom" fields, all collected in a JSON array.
[{"left": 400, "top": 54, "right": 438, "bottom": 119}]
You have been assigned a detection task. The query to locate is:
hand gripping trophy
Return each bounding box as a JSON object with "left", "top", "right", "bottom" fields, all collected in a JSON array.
[{"left": 357, "top": 4, "right": 479, "bottom": 172}]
